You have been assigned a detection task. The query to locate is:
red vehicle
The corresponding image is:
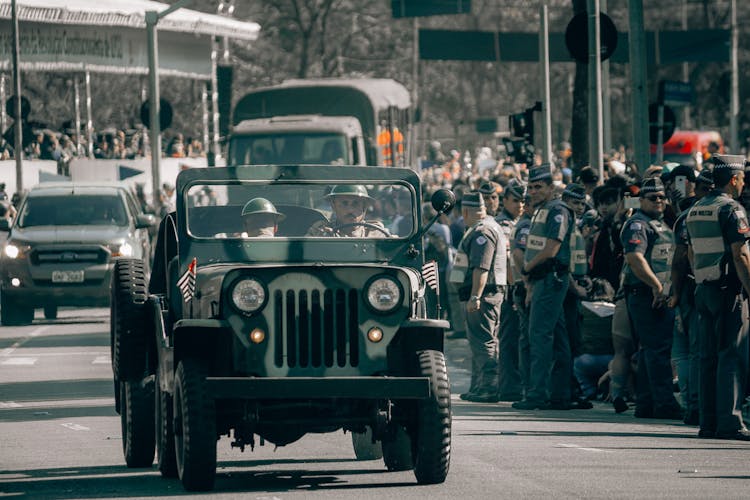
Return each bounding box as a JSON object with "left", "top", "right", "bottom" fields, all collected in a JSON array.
[{"left": 650, "top": 130, "right": 723, "bottom": 167}]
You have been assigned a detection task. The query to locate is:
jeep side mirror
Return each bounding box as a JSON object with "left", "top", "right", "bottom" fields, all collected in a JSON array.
[{"left": 431, "top": 189, "right": 456, "bottom": 215}]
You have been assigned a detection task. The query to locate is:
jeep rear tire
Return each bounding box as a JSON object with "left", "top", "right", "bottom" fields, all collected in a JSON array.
[
  {"left": 411, "top": 350, "right": 451, "bottom": 484},
  {"left": 352, "top": 427, "right": 383, "bottom": 460},
  {"left": 156, "top": 370, "right": 178, "bottom": 477},
  {"left": 1, "top": 294, "right": 33, "bottom": 326},
  {"left": 120, "top": 379, "right": 155, "bottom": 467},
  {"left": 382, "top": 425, "right": 413, "bottom": 471},
  {"left": 174, "top": 359, "right": 216, "bottom": 491},
  {"left": 111, "top": 259, "right": 149, "bottom": 381}
]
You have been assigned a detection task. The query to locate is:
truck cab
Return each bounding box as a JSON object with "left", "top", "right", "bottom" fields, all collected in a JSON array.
[{"left": 228, "top": 115, "right": 367, "bottom": 166}]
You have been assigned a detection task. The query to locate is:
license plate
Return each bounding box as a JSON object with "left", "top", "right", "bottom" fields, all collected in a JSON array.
[{"left": 51, "top": 270, "right": 85, "bottom": 283}]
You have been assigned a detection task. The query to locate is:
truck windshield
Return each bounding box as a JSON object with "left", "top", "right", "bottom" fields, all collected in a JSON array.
[
  {"left": 230, "top": 133, "right": 349, "bottom": 165},
  {"left": 185, "top": 181, "right": 415, "bottom": 240}
]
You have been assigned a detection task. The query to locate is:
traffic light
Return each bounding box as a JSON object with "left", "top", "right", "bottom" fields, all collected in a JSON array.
[{"left": 510, "top": 108, "right": 534, "bottom": 144}]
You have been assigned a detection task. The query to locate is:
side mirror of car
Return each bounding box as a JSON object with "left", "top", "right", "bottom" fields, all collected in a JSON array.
[
  {"left": 136, "top": 213, "right": 156, "bottom": 229},
  {"left": 430, "top": 188, "right": 456, "bottom": 215},
  {"left": 0, "top": 219, "right": 10, "bottom": 232}
]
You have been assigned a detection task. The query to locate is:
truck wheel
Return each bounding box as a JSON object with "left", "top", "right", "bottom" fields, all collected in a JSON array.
[
  {"left": 382, "top": 425, "right": 413, "bottom": 471},
  {"left": 43, "top": 305, "right": 57, "bottom": 320},
  {"left": 411, "top": 350, "right": 451, "bottom": 484},
  {"left": 1, "top": 295, "right": 33, "bottom": 326},
  {"left": 111, "top": 259, "right": 148, "bottom": 381},
  {"left": 174, "top": 359, "right": 216, "bottom": 491},
  {"left": 351, "top": 428, "right": 383, "bottom": 460},
  {"left": 156, "top": 370, "right": 178, "bottom": 477},
  {"left": 120, "top": 378, "right": 155, "bottom": 467}
]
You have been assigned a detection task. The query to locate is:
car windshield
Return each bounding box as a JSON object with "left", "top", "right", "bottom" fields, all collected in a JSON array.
[
  {"left": 230, "top": 133, "right": 349, "bottom": 165},
  {"left": 185, "top": 181, "right": 416, "bottom": 240},
  {"left": 18, "top": 194, "right": 129, "bottom": 227}
]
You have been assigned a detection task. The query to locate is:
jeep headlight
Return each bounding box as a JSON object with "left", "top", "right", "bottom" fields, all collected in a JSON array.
[
  {"left": 365, "top": 276, "right": 402, "bottom": 313},
  {"left": 231, "top": 278, "right": 267, "bottom": 315}
]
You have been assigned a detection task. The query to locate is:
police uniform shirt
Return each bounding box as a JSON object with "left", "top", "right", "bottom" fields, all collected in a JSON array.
[
  {"left": 673, "top": 211, "right": 690, "bottom": 247},
  {"left": 511, "top": 214, "right": 531, "bottom": 253},
  {"left": 620, "top": 209, "right": 673, "bottom": 287},
  {"left": 464, "top": 216, "right": 500, "bottom": 275},
  {"left": 686, "top": 191, "right": 750, "bottom": 278},
  {"left": 527, "top": 199, "right": 573, "bottom": 266}
]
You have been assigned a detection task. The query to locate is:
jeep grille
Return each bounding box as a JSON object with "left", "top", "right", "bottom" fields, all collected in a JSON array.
[{"left": 273, "top": 288, "right": 360, "bottom": 368}]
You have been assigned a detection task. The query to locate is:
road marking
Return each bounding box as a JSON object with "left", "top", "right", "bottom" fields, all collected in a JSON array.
[
  {"left": 556, "top": 443, "right": 612, "bottom": 453},
  {"left": 0, "top": 397, "right": 112, "bottom": 410},
  {"left": 92, "top": 356, "right": 110, "bottom": 364},
  {"left": 1, "top": 326, "right": 50, "bottom": 356},
  {"left": 1, "top": 357, "right": 38, "bottom": 365},
  {"left": 0, "top": 401, "right": 22, "bottom": 408},
  {"left": 61, "top": 423, "right": 90, "bottom": 431}
]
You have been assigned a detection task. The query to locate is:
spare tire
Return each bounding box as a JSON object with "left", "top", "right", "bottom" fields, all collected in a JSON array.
[{"left": 111, "top": 259, "right": 149, "bottom": 381}]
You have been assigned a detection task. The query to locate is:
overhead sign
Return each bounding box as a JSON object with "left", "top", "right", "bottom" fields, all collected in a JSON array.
[
  {"left": 392, "top": 0, "right": 470, "bottom": 18},
  {"left": 0, "top": 21, "right": 212, "bottom": 79},
  {"left": 658, "top": 80, "right": 693, "bottom": 107},
  {"left": 564, "top": 12, "right": 619, "bottom": 63}
]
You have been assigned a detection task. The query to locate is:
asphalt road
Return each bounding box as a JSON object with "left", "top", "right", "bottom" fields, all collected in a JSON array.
[{"left": 1, "top": 308, "right": 749, "bottom": 499}]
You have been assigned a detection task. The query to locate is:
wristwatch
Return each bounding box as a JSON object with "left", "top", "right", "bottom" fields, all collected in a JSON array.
[{"left": 469, "top": 295, "right": 481, "bottom": 302}]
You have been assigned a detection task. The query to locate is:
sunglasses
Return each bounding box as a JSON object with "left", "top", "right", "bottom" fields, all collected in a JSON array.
[{"left": 644, "top": 194, "right": 666, "bottom": 202}]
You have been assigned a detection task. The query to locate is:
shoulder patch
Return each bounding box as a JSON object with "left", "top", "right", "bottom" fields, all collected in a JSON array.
[
  {"left": 554, "top": 213, "right": 563, "bottom": 223},
  {"left": 476, "top": 235, "right": 487, "bottom": 245},
  {"left": 629, "top": 221, "right": 642, "bottom": 231}
]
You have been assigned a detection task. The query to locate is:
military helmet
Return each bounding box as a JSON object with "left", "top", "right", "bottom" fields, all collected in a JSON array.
[
  {"left": 325, "top": 184, "right": 373, "bottom": 201},
  {"left": 241, "top": 197, "right": 285, "bottom": 221}
]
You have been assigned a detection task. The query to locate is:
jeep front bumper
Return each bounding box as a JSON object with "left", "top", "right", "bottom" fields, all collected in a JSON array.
[{"left": 206, "top": 376, "right": 431, "bottom": 399}]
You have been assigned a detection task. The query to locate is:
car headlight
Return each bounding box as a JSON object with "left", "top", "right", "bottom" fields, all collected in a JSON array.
[
  {"left": 365, "top": 276, "right": 402, "bottom": 313},
  {"left": 109, "top": 242, "right": 134, "bottom": 257},
  {"left": 231, "top": 278, "right": 267, "bottom": 315},
  {"left": 4, "top": 243, "right": 30, "bottom": 259}
]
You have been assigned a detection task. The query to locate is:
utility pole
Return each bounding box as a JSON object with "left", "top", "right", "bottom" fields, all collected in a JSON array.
[
  {"left": 628, "top": 0, "right": 650, "bottom": 172},
  {"left": 587, "top": 0, "right": 603, "bottom": 179},
  {"left": 146, "top": 0, "right": 192, "bottom": 209},
  {"left": 11, "top": 0, "right": 23, "bottom": 193},
  {"left": 601, "top": 0, "right": 612, "bottom": 154},
  {"left": 730, "top": 0, "right": 738, "bottom": 153},
  {"left": 539, "top": 4, "right": 552, "bottom": 164}
]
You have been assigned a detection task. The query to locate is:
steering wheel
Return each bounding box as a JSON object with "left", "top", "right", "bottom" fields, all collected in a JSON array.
[{"left": 335, "top": 222, "right": 391, "bottom": 237}]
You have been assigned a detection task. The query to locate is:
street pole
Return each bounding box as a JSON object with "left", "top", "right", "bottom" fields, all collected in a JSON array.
[
  {"left": 628, "top": 0, "right": 650, "bottom": 172},
  {"left": 0, "top": 74, "right": 6, "bottom": 139},
  {"left": 587, "top": 0, "right": 603, "bottom": 179},
  {"left": 145, "top": 0, "right": 192, "bottom": 209},
  {"left": 11, "top": 0, "right": 23, "bottom": 193},
  {"left": 409, "top": 17, "right": 419, "bottom": 169},
  {"left": 601, "top": 0, "right": 612, "bottom": 154},
  {"left": 539, "top": 4, "right": 552, "bottom": 164},
  {"left": 85, "top": 70, "right": 93, "bottom": 157},
  {"left": 730, "top": 0, "right": 738, "bottom": 153},
  {"left": 210, "top": 38, "right": 220, "bottom": 165},
  {"left": 681, "top": 0, "right": 691, "bottom": 128},
  {"left": 74, "top": 77, "right": 82, "bottom": 156}
]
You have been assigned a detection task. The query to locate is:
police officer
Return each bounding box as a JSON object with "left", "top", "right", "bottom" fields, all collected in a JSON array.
[
  {"left": 620, "top": 177, "right": 682, "bottom": 419},
  {"left": 241, "top": 198, "right": 285, "bottom": 237},
  {"left": 686, "top": 154, "right": 750, "bottom": 440},
  {"left": 495, "top": 179, "right": 527, "bottom": 401},
  {"left": 562, "top": 184, "right": 589, "bottom": 358},
  {"left": 308, "top": 185, "right": 390, "bottom": 238},
  {"left": 510, "top": 192, "right": 534, "bottom": 397},
  {"left": 513, "top": 164, "right": 574, "bottom": 410},
  {"left": 669, "top": 169, "right": 713, "bottom": 425},
  {"left": 479, "top": 181, "right": 502, "bottom": 217},
  {"left": 449, "top": 192, "right": 507, "bottom": 402}
]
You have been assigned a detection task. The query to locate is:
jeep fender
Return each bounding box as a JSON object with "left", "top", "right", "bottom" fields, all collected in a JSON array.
[{"left": 387, "top": 319, "right": 449, "bottom": 374}]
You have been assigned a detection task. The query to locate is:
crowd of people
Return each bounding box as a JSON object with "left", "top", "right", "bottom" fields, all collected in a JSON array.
[
  {"left": 419, "top": 148, "right": 750, "bottom": 441},
  {"left": 0, "top": 127, "right": 205, "bottom": 165}
]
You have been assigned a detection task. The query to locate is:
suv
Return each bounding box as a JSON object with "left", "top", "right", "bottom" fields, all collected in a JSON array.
[
  {"left": 0, "top": 183, "right": 153, "bottom": 324},
  {"left": 111, "top": 165, "right": 455, "bottom": 491}
]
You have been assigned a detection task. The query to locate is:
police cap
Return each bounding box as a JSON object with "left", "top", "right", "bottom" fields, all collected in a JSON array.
[
  {"left": 562, "top": 183, "right": 586, "bottom": 200},
  {"left": 504, "top": 178, "right": 527, "bottom": 200},
  {"left": 461, "top": 192, "right": 485, "bottom": 209},
  {"left": 528, "top": 164, "right": 552, "bottom": 183}
]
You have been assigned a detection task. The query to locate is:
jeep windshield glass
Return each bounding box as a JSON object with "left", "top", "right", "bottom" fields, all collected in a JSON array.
[
  {"left": 185, "top": 181, "right": 415, "bottom": 239},
  {"left": 230, "top": 133, "right": 349, "bottom": 165},
  {"left": 18, "top": 195, "right": 129, "bottom": 227}
]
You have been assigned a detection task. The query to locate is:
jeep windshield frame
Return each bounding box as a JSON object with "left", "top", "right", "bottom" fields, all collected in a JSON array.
[{"left": 175, "top": 165, "right": 424, "bottom": 267}]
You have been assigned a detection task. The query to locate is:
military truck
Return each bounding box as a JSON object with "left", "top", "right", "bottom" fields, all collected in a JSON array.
[
  {"left": 111, "top": 164, "right": 454, "bottom": 491},
  {"left": 230, "top": 79, "right": 412, "bottom": 167}
]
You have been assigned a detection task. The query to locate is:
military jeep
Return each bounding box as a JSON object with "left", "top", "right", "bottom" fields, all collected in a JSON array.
[{"left": 111, "top": 165, "right": 454, "bottom": 491}]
